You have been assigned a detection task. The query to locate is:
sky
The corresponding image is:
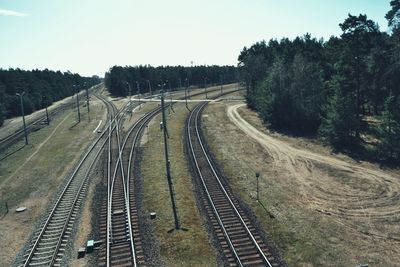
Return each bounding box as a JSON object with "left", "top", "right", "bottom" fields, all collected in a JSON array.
[{"left": 0, "top": 0, "right": 392, "bottom": 77}]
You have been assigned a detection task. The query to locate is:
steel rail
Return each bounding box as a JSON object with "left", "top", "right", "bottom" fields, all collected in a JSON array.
[
  {"left": 124, "top": 107, "right": 163, "bottom": 267},
  {"left": 195, "top": 102, "right": 272, "bottom": 266},
  {"left": 51, "top": 92, "right": 125, "bottom": 266},
  {"left": 107, "top": 106, "right": 161, "bottom": 267},
  {"left": 102, "top": 87, "right": 236, "bottom": 266},
  {"left": 23, "top": 91, "right": 125, "bottom": 267},
  {"left": 1, "top": 84, "right": 102, "bottom": 152},
  {"left": 187, "top": 103, "right": 243, "bottom": 267},
  {"left": 187, "top": 100, "right": 272, "bottom": 267},
  {"left": 22, "top": 92, "right": 125, "bottom": 267}
]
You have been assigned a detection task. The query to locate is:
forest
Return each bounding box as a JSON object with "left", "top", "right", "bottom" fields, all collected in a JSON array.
[
  {"left": 238, "top": 0, "right": 400, "bottom": 163},
  {"left": 0, "top": 69, "right": 100, "bottom": 126},
  {"left": 104, "top": 65, "right": 237, "bottom": 96}
]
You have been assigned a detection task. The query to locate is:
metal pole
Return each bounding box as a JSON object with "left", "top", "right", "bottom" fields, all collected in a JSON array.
[
  {"left": 185, "top": 78, "right": 188, "bottom": 105},
  {"left": 204, "top": 77, "right": 208, "bottom": 99},
  {"left": 74, "top": 85, "right": 81, "bottom": 123},
  {"left": 184, "top": 79, "right": 189, "bottom": 111},
  {"left": 85, "top": 87, "right": 90, "bottom": 120},
  {"left": 45, "top": 106, "right": 49, "bottom": 125},
  {"left": 167, "top": 80, "right": 174, "bottom": 113},
  {"left": 256, "top": 172, "right": 260, "bottom": 201},
  {"left": 147, "top": 80, "right": 152, "bottom": 96},
  {"left": 161, "top": 91, "right": 180, "bottom": 230},
  {"left": 220, "top": 75, "right": 223, "bottom": 94},
  {"left": 17, "top": 92, "right": 28, "bottom": 145},
  {"left": 126, "top": 82, "right": 132, "bottom": 115},
  {"left": 187, "top": 78, "right": 190, "bottom": 99},
  {"left": 42, "top": 95, "right": 49, "bottom": 125},
  {"left": 136, "top": 81, "right": 141, "bottom": 110}
]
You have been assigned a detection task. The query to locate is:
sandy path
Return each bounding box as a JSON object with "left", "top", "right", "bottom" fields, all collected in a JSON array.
[{"left": 227, "top": 104, "right": 400, "bottom": 222}]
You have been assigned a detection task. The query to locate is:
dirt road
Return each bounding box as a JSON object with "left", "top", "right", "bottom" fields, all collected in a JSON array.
[
  {"left": 225, "top": 103, "right": 400, "bottom": 264},
  {"left": 228, "top": 104, "right": 400, "bottom": 220}
]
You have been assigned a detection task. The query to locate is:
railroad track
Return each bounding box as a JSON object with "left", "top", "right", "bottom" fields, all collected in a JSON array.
[
  {"left": 0, "top": 101, "right": 75, "bottom": 152},
  {"left": 19, "top": 92, "right": 127, "bottom": 267},
  {"left": 18, "top": 86, "right": 238, "bottom": 267},
  {"left": 0, "top": 84, "right": 102, "bottom": 153},
  {"left": 96, "top": 91, "right": 156, "bottom": 267},
  {"left": 98, "top": 88, "right": 225, "bottom": 266},
  {"left": 99, "top": 106, "right": 162, "bottom": 267},
  {"left": 186, "top": 101, "right": 280, "bottom": 267}
]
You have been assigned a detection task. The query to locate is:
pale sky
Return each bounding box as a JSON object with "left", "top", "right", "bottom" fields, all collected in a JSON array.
[{"left": 0, "top": 0, "right": 391, "bottom": 77}]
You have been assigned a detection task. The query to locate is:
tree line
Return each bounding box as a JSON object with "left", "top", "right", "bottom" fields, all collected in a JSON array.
[
  {"left": 238, "top": 0, "right": 400, "bottom": 163},
  {"left": 0, "top": 68, "right": 101, "bottom": 126},
  {"left": 104, "top": 65, "right": 237, "bottom": 96}
]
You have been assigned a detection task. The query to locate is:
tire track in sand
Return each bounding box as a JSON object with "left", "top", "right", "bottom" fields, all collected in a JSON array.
[{"left": 227, "top": 103, "right": 400, "bottom": 222}]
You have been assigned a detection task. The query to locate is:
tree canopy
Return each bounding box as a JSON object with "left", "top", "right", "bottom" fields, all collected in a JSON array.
[
  {"left": 0, "top": 69, "right": 100, "bottom": 126},
  {"left": 239, "top": 9, "right": 400, "bottom": 163}
]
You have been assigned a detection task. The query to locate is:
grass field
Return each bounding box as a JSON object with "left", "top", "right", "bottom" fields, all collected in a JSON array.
[
  {"left": 140, "top": 103, "right": 217, "bottom": 266},
  {"left": 0, "top": 98, "right": 106, "bottom": 267},
  {"left": 202, "top": 101, "right": 400, "bottom": 267}
]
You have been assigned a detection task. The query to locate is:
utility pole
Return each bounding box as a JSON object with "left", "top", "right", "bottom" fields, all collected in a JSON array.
[
  {"left": 204, "top": 77, "right": 208, "bottom": 99},
  {"left": 256, "top": 172, "right": 260, "bottom": 201},
  {"left": 184, "top": 78, "right": 189, "bottom": 111},
  {"left": 16, "top": 92, "right": 28, "bottom": 145},
  {"left": 220, "top": 75, "right": 223, "bottom": 94},
  {"left": 136, "top": 81, "right": 141, "bottom": 110},
  {"left": 42, "top": 95, "right": 50, "bottom": 125},
  {"left": 126, "top": 82, "right": 132, "bottom": 115},
  {"left": 74, "top": 85, "right": 81, "bottom": 123},
  {"left": 85, "top": 85, "right": 90, "bottom": 121},
  {"left": 167, "top": 80, "right": 174, "bottom": 113},
  {"left": 147, "top": 80, "right": 152, "bottom": 96},
  {"left": 161, "top": 91, "right": 180, "bottom": 231},
  {"left": 187, "top": 78, "right": 191, "bottom": 99}
]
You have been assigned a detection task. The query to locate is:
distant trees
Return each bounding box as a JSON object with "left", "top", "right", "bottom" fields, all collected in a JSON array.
[
  {"left": 239, "top": 5, "right": 400, "bottom": 163},
  {"left": 104, "top": 65, "right": 238, "bottom": 96},
  {"left": 0, "top": 69, "right": 100, "bottom": 126}
]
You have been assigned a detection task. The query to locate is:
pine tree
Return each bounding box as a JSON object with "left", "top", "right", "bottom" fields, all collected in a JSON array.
[
  {"left": 377, "top": 95, "right": 400, "bottom": 162},
  {"left": 319, "top": 76, "right": 359, "bottom": 148}
]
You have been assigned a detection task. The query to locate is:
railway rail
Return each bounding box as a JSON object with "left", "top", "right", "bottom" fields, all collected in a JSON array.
[
  {"left": 186, "top": 101, "right": 280, "bottom": 267},
  {"left": 99, "top": 87, "right": 226, "bottom": 266},
  {"left": 100, "top": 106, "right": 162, "bottom": 267},
  {"left": 0, "top": 85, "right": 101, "bottom": 153},
  {"left": 19, "top": 86, "right": 238, "bottom": 267},
  {"left": 0, "top": 101, "right": 75, "bottom": 152},
  {"left": 19, "top": 92, "right": 127, "bottom": 267}
]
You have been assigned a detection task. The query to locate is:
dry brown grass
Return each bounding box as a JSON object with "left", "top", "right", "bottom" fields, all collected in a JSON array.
[
  {"left": 0, "top": 99, "right": 106, "bottom": 267},
  {"left": 140, "top": 103, "right": 217, "bottom": 267},
  {"left": 202, "top": 101, "right": 400, "bottom": 267}
]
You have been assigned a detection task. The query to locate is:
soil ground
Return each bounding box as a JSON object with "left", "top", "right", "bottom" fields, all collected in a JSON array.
[
  {"left": 202, "top": 100, "right": 400, "bottom": 267},
  {"left": 0, "top": 95, "right": 106, "bottom": 267}
]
